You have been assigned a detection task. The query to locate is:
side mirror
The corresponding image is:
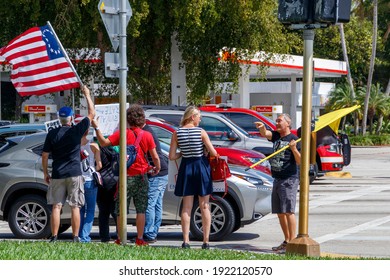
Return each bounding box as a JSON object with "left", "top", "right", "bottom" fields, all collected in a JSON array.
[{"left": 227, "top": 131, "right": 238, "bottom": 141}]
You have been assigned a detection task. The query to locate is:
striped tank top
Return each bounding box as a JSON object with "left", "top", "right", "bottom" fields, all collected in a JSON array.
[{"left": 177, "top": 127, "right": 204, "bottom": 158}]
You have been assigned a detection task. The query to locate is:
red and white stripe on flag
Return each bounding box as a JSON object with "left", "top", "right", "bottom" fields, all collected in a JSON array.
[{"left": 0, "top": 25, "right": 80, "bottom": 96}]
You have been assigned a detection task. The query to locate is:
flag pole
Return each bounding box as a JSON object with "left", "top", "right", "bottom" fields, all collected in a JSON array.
[
  {"left": 245, "top": 138, "right": 302, "bottom": 171},
  {"left": 46, "top": 21, "right": 83, "bottom": 87}
]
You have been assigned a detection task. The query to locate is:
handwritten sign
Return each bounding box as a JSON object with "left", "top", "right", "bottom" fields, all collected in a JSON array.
[{"left": 95, "top": 103, "right": 128, "bottom": 136}]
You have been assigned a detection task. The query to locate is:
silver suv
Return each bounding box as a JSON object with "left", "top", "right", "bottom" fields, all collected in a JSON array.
[
  {"left": 0, "top": 132, "right": 272, "bottom": 241},
  {"left": 144, "top": 110, "right": 274, "bottom": 156}
]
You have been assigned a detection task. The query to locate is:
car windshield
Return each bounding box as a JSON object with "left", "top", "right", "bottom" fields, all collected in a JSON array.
[{"left": 254, "top": 111, "right": 276, "bottom": 126}]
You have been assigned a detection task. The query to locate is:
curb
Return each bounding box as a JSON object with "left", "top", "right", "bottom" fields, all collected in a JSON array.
[{"left": 324, "top": 171, "right": 352, "bottom": 178}]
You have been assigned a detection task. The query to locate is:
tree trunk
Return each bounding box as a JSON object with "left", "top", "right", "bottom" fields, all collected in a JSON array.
[
  {"left": 362, "top": 0, "right": 378, "bottom": 136},
  {"left": 377, "top": 78, "right": 390, "bottom": 134},
  {"left": 338, "top": 24, "right": 355, "bottom": 98},
  {"left": 339, "top": 23, "right": 359, "bottom": 135}
]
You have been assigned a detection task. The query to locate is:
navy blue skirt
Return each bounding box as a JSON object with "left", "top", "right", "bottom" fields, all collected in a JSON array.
[{"left": 174, "top": 156, "right": 213, "bottom": 197}]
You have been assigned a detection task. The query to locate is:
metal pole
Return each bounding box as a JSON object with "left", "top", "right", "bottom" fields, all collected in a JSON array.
[
  {"left": 287, "top": 29, "right": 320, "bottom": 257},
  {"left": 0, "top": 71, "right": 2, "bottom": 120},
  {"left": 118, "top": 0, "right": 128, "bottom": 245},
  {"left": 298, "top": 29, "right": 314, "bottom": 236}
]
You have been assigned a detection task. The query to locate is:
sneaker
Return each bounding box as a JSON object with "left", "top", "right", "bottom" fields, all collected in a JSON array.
[
  {"left": 49, "top": 235, "right": 57, "bottom": 243},
  {"left": 181, "top": 242, "right": 190, "bottom": 249},
  {"left": 72, "top": 236, "right": 80, "bottom": 243},
  {"left": 144, "top": 237, "right": 157, "bottom": 244},
  {"left": 278, "top": 247, "right": 287, "bottom": 254},
  {"left": 114, "top": 239, "right": 121, "bottom": 245},
  {"left": 272, "top": 241, "right": 287, "bottom": 251},
  {"left": 135, "top": 238, "right": 149, "bottom": 246},
  {"left": 201, "top": 243, "right": 210, "bottom": 249}
]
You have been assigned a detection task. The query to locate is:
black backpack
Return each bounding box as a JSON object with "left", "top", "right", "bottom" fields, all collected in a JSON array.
[{"left": 99, "top": 146, "right": 118, "bottom": 190}]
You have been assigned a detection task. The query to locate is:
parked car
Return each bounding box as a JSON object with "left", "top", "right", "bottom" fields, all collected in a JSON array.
[
  {"left": 158, "top": 141, "right": 273, "bottom": 239},
  {"left": 143, "top": 109, "right": 274, "bottom": 156},
  {"left": 200, "top": 104, "right": 351, "bottom": 181},
  {"left": 146, "top": 118, "right": 271, "bottom": 174},
  {"left": 0, "top": 123, "right": 46, "bottom": 138},
  {"left": 0, "top": 132, "right": 272, "bottom": 241}
]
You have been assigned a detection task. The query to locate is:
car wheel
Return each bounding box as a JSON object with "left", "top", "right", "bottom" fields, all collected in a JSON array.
[
  {"left": 8, "top": 194, "right": 51, "bottom": 239},
  {"left": 309, "top": 163, "right": 319, "bottom": 184},
  {"left": 190, "top": 195, "right": 236, "bottom": 241}
]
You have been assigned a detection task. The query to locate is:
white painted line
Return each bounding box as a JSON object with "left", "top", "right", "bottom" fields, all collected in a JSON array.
[{"left": 315, "top": 215, "right": 390, "bottom": 244}]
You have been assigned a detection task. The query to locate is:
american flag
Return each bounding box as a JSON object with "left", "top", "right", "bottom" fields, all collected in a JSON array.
[{"left": 0, "top": 25, "right": 80, "bottom": 96}]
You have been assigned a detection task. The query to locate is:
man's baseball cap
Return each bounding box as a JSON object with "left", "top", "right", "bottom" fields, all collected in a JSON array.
[{"left": 58, "top": 107, "right": 74, "bottom": 117}]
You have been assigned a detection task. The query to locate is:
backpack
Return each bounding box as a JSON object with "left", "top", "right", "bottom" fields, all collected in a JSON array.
[
  {"left": 111, "top": 130, "right": 144, "bottom": 176},
  {"left": 99, "top": 146, "right": 118, "bottom": 190}
]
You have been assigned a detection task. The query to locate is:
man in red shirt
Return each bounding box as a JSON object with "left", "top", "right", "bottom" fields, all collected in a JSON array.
[{"left": 93, "top": 104, "right": 160, "bottom": 246}]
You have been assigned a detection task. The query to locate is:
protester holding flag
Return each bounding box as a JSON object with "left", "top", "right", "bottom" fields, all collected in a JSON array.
[
  {"left": 255, "top": 114, "right": 301, "bottom": 254},
  {"left": 42, "top": 85, "right": 95, "bottom": 242}
]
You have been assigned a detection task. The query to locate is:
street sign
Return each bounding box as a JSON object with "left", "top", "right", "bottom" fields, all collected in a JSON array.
[
  {"left": 104, "top": 52, "right": 120, "bottom": 78},
  {"left": 98, "top": 0, "right": 132, "bottom": 51}
]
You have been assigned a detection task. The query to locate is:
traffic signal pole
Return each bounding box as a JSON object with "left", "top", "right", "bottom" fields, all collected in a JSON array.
[
  {"left": 287, "top": 29, "right": 320, "bottom": 256},
  {"left": 118, "top": 0, "right": 128, "bottom": 245}
]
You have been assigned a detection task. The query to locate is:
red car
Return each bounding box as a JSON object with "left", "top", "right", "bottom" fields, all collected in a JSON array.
[
  {"left": 199, "top": 104, "right": 351, "bottom": 180},
  {"left": 145, "top": 118, "right": 271, "bottom": 175}
]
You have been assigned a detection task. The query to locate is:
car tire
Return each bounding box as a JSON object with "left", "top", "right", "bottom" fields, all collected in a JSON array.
[
  {"left": 309, "top": 163, "right": 319, "bottom": 184},
  {"left": 8, "top": 194, "right": 51, "bottom": 239},
  {"left": 190, "top": 195, "right": 236, "bottom": 241}
]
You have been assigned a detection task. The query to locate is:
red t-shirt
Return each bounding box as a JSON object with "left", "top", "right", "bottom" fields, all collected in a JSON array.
[{"left": 108, "top": 127, "right": 156, "bottom": 176}]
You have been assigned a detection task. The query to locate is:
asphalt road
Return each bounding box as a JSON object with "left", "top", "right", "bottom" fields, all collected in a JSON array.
[{"left": 1, "top": 146, "right": 390, "bottom": 258}]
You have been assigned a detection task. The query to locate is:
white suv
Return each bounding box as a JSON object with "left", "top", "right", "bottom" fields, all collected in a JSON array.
[{"left": 143, "top": 109, "right": 273, "bottom": 156}]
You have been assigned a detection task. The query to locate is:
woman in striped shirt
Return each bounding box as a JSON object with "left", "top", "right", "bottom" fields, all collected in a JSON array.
[{"left": 169, "top": 106, "right": 218, "bottom": 249}]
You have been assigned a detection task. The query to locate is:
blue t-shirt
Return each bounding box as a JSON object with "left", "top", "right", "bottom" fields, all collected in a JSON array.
[
  {"left": 269, "top": 131, "right": 300, "bottom": 179},
  {"left": 43, "top": 118, "right": 90, "bottom": 179}
]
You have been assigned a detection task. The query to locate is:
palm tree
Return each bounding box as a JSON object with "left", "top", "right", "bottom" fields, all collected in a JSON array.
[
  {"left": 358, "top": 83, "right": 389, "bottom": 134},
  {"left": 326, "top": 82, "right": 362, "bottom": 133}
]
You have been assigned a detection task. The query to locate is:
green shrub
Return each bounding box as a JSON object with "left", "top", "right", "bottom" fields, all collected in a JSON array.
[{"left": 348, "top": 134, "right": 390, "bottom": 146}]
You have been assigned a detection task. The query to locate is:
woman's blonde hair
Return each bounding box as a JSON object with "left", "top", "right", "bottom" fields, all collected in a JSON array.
[{"left": 180, "top": 106, "right": 199, "bottom": 126}]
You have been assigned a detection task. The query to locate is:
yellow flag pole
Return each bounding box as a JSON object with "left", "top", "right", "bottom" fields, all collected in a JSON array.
[{"left": 245, "top": 138, "right": 302, "bottom": 171}]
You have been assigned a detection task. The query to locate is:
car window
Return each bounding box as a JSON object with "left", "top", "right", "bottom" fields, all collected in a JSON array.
[
  {"left": 223, "top": 112, "right": 273, "bottom": 132},
  {"left": 0, "top": 139, "right": 18, "bottom": 154},
  {"left": 149, "top": 114, "right": 181, "bottom": 126},
  {"left": 149, "top": 125, "right": 173, "bottom": 146},
  {"left": 199, "top": 116, "right": 233, "bottom": 141},
  {"left": 31, "top": 143, "right": 53, "bottom": 159}
]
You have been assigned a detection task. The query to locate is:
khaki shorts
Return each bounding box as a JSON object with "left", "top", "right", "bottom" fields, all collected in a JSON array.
[{"left": 47, "top": 176, "right": 85, "bottom": 208}]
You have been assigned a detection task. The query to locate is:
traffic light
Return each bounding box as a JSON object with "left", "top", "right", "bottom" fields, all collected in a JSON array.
[
  {"left": 278, "top": 0, "right": 313, "bottom": 24},
  {"left": 314, "top": 0, "right": 352, "bottom": 23},
  {"left": 278, "top": 0, "right": 352, "bottom": 25}
]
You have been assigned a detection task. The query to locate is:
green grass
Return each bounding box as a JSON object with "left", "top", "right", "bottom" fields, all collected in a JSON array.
[{"left": 0, "top": 240, "right": 379, "bottom": 260}]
